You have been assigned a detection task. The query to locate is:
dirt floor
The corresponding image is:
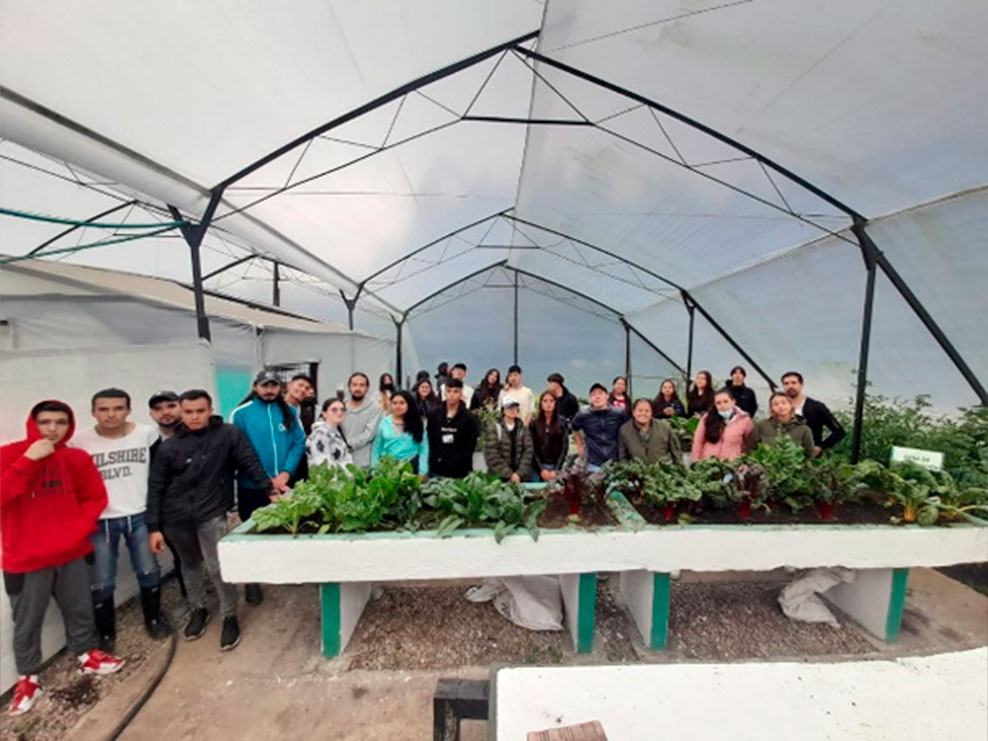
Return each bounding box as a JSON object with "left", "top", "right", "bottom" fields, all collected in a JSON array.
[{"left": 1, "top": 566, "right": 985, "bottom": 740}]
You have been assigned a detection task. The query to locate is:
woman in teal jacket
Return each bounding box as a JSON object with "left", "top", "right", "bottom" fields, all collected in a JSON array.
[{"left": 371, "top": 390, "right": 429, "bottom": 475}]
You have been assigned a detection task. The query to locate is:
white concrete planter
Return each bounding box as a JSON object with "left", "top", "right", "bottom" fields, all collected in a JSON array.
[{"left": 218, "top": 496, "right": 987, "bottom": 656}]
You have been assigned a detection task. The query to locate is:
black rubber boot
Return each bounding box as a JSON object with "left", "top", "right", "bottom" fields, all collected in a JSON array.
[
  {"left": 244, "top": 584, "right": 263, "bottom": 606},
  {"left": 92, "top": 597, "right": 116, "bottom": 654},
  {"left": 140, "top": 586, "right": 172, "bottom": 639}
]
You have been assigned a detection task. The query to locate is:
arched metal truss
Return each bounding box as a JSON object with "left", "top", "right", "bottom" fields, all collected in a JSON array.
[
  {"left": 387, "top": 258, "right": 686, "bottom": 391},
  {"left": 3, "top": 28, "right": 985, "bottom": 463}
]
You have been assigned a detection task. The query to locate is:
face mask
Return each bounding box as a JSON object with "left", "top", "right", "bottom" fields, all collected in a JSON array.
[{"left": 718, "top": 409, "right": 733, "bottom": 419}]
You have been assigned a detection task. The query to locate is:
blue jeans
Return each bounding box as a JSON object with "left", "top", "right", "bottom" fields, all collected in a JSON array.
[{"left": 89, "top": 512, "right": 161, "bottom": 603}]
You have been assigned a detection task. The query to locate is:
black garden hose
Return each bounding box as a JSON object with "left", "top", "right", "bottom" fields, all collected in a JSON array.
[{"left": 105, "top": 629, "right": 178, "bottom": 740}]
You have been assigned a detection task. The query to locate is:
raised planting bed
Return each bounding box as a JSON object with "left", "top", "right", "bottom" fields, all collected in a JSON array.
[
  {"left": 218, "top": 457, "right": 986, "bottom": 659},
  {"left": 220, "top": 493, "right": 642, "bottom": 656}
]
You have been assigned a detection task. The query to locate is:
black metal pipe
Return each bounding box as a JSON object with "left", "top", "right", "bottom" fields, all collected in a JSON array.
[
  {"left": 623, "top": 320, "right": 632, "bottom": 398},
  {"left": 684, "top": 290, "right": 776, "bottom": 391},
  {"left": 623, "top": 321, "right": 686, "bottom": 376},
  {"left": 513, "top": 271, "right": 519, "bottom": 365},
  {"left": 850, "top": 233, "right": 877, "bottom": 463},
  {"left": 509, "top": 46, "right": 862, "bottom": 222},
  {"left": 272, "top": 262, "right": 281, "bottom": 307},
  {"left": 853, "top": 222, "right": 987, "bottom": 406},
  {"left": 685, "top": 298, "right": 696, "bottom": 386},
  {"left": 395, "top": 319, "right": 404, "bottom": 388},
  {"left": 215, "top": 31, "right": 540, "bottom": 191}
]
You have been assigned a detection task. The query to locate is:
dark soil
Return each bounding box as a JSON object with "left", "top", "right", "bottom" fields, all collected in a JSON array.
[
  {"left": 538, "top": 494, "right": 616, "bottom": 528},
  {"left": 48, "top": 676, "right": 99, "bottom": 710},
  {"left": 628, "top": 500, "right": 895, "bottom": 526}
]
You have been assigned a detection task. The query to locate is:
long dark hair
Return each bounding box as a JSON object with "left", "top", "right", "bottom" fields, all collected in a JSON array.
[
  {"left": 379, "top": 373, "right": 394, "bottom": 392},
  {"left": 390, "top": 390, "right": 424, "bottom": 443},
  {"left": 703, "top": 389, "right": 735, "bottom": 444},
  {"left": 476, "top": 368, "right": 501, "bottom": 405},
  {"left": 688, "top": 370, "right": 715, "bottom": 412},
  {"left": 533, "top": 389, "right": 563, "bottom": 438},
  {"left": 239, "top": 389, "right": 296, "bottom": 430}
]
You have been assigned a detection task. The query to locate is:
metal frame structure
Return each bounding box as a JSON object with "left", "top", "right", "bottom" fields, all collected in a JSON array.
[{"left": 4, "top": 27, "right": 985, "bottom": 454}]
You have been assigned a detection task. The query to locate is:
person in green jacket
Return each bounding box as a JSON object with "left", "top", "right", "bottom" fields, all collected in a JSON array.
[
  {"left": 618, "top": 398, "right": 681, "bottom": 465},
  {"left": 484, "top": 398, "right": 533, "bottom": 483},
  {"left": 747, "top": 392, "right": 814, "bottom": 457}
]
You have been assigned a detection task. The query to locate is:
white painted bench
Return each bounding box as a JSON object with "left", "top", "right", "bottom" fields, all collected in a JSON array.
[{"left": 490, "top": 649, "right": 988, "bottom": 740}]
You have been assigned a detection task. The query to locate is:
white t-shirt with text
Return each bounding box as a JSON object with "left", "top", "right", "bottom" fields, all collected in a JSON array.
[{"left": 73, "top": 423, "right": 159, "bottom": 519}]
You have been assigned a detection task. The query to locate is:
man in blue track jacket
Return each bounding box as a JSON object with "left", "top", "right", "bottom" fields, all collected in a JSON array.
[{"left": 229, "top": 369, "right": 306, "bottom": 605}]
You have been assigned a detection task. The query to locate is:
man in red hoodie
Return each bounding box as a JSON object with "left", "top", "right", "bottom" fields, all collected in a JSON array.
[{"left": 1, "top": 400, "right": 125, "bottom": 716}]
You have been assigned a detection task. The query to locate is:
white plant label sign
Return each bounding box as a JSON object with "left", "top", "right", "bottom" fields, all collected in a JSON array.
[{"left": 890, "top": 446, "right": 944, "bottom": 471}]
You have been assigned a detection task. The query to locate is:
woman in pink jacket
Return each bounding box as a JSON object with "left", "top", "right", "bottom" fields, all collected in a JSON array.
[{"left": 691, "top": 389, "right": 753, "bottom": 462}]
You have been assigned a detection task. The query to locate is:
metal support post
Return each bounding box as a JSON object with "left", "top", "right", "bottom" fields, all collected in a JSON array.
[
  {"left": 169, "top": 203, "right": 222, "bottom": 344},
  {"left": 272, "top": 262, "right": 281, "bottom": 307},
  {"left": 685, "top": 297, "right": 696, "bottom": 386},
  {"left": 394, "top": 317, "right": 404, "bottom": 387},
  {"left": 623, "top": 320, "right": 632, "bottom": 398},
  {"left": 850, "top": 220, "right": 879, "bottom": 463},
  {"left": 513, "top": 270, "right": 519, "bottom": 366}
]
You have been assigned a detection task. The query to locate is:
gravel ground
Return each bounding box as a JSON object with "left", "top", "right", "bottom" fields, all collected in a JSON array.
[
  {"left": 667, "top": 580, "right": 877, "bottom": 660},
  {"left": 347, "top": 586, "right": 569, "bottom": 670},
  {"left": 0, "top": 578, "right": 184, "bottom": 741},
  {"left": 348, "top": 580, "right": 640, "bottom": 671}
]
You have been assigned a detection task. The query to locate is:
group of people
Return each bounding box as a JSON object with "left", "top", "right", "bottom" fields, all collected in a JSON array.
[{"left": 0, "top": 360, "right": 844, "bottom": 717}]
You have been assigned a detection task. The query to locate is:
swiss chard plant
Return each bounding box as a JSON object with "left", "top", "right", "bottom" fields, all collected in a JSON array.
[
  {"left": 421, "top": 472, "right": 545, "bottom": 542},
  {"left": 744, "top": 436, "right": 815, "bottom": 513}
]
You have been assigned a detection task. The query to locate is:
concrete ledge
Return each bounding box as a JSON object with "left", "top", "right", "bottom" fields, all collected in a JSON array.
[{"left": 219, "top": 521, "right": 987, "bottom": 584}]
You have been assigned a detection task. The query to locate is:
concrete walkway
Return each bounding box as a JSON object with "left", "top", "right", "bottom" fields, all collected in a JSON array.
[{"left": 63, "top": 567, "right": 987, "bottom": 740}]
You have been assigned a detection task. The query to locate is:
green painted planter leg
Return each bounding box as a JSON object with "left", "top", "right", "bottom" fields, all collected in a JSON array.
[
  {"left": 320, "top": 583, "right": 341, "bottom": 657},
  {"left": 885, "top": 568, "right": 909, "bottom": 643},
  {"left": 651, "top": 573, "right": 671, "bottom": 650},
  {"left": 576, "top": 573, "right": 596, "bottom": 654}
]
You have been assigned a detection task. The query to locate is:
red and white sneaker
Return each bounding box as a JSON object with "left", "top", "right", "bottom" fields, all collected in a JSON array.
[
  {"left": 78, "top": 649, "right": 125, "bottom": 676},
  {"left": 7, "top": 675, "right": 42, "bottom": 716}
]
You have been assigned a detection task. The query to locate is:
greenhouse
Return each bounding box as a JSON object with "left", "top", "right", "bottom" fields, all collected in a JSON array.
[{"left": 0, "top": 1, "right": 986, "bottom": 739}]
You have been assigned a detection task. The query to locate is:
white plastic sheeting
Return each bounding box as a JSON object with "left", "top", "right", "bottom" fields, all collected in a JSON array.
[{"left": 1, "top": 0, "right": 985, "bottom": 409}]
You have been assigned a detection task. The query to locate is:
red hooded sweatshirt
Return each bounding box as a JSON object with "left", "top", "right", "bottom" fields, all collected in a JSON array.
[{"left": 0, "top": 401, "right": 108, "bottom": 573}]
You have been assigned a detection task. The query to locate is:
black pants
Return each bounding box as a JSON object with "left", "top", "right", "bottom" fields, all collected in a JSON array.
[{"left": 237, "top": 486, "right": 272, "bottom": 524}]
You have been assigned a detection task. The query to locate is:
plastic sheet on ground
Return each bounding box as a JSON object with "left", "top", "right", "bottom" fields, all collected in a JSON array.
[
  {"left": 778, "top": 567, "right": 855, "bottom": 628},
  {"left": 466, "top": 576, "right": 564, "bottom": 632}
]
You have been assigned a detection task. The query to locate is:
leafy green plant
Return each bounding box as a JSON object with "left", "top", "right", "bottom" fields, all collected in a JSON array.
[
  {"left": 421, "top": 472, "right": 545, "bottom": 542},
  {"left": 833, "top": 390, "right": 988, "bottom": 490},
  {"left": 745, "top": 436, "right": 814, "bottom": 513},
  {"left": 806, "top": 456, "right": 862, "bottom": 518},
  {"left": 603, "top": 459, "right": 710, "bottom": 522},
  {"left": 252, "top": 489, "right": 321, "bottom": 535}
]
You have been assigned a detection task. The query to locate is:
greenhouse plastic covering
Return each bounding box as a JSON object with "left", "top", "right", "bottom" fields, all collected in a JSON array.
[{"left": 1, "top": 0, "right": 985, "bottom": 408}]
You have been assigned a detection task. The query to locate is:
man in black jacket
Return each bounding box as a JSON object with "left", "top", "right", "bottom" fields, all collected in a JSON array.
[
  {"left": 547, "top": 373, "right": 580, "bottom": 421},
  {"left": 427, "top": 379, "right": 480, "bottom": 478},
  {"left": 781, "top": 372, "right": 846, "bottom": 457},
  {"left": 726, "top": 366, "right": 758, "bottom": 417},
  {"left": 147, "top": 389, "right": 273, "bottom": 651}
]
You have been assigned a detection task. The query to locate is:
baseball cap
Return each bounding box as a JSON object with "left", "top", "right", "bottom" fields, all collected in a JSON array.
[
  {"left": 501, "top": 397, "right": 521, "bottom": 409},
  {"left": 148, "top": 390, "right": 179, "bottom": 407},
  {"left": 254, "top": 369, "right": 281, "bottom": 385},
  {"left": 589, "top": 382, "right": 607, "bottom": 395}
]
